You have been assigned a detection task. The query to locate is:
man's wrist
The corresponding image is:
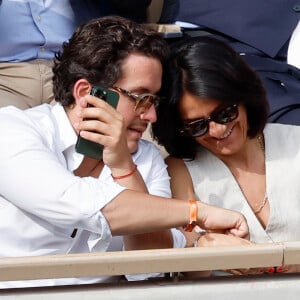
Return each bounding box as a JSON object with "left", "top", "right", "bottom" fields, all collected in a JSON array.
[
  {"left": 195, "top": 201, "right": 207, "bottom": 228},
  {"left": 183, "top": 200, "right": 198, "bottom": 232},
  {"left": 110, "top": 162, "right": 137, "bottom": 179},
  {"left": 111, "top": 164, "right": 137, "bottom": 180}
]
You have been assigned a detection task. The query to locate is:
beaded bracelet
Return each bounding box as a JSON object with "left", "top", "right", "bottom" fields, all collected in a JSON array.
[
  {"left": 111, "top": 164, "right": 138, "bottom": 180},
  {"left": 183, "top": 199, "right": 198, "bottom": 232}
]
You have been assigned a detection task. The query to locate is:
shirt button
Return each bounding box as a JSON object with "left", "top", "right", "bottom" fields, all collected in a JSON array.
[
  {"left": 37, "top": 15, "right": 42, "bottom": 21},
  {"left": 40, "top": 46, "right": 45, "bottom": 51}
]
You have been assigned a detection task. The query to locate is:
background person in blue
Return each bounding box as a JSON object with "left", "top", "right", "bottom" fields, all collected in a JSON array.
[
  {"left": 0, "top": 0, "right": 151, "bottom": 109},
  {"left": 159, "top": 0, "right": 300, "bottom": 125}
]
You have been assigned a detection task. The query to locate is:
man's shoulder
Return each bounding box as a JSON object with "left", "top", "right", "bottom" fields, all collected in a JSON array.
[
  {"left": 134, "top": 139, "right": 165, "bottom": 163},
  {"left": 0, "top": 104, "right": 55, "bottom": 133},
  {"left": 139, "top": 138, "right": 160, "bottom": 153}
]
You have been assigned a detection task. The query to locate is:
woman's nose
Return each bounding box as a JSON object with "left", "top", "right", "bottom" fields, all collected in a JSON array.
[{"left": 208, "top": 121, "right": 227, "bottom": 137}]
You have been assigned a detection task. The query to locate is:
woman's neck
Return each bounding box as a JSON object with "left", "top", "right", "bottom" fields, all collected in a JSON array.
[{"left": 219, "top": 134, "right": 265, "bottom": 173}]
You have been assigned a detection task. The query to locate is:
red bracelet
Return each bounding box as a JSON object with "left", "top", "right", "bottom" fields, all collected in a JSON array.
[
  {"left": 111, "top": 164, "right": 138, "bottom": 180},
  {"left": 183, "top": 200, "right": 198, "bottom": 232}
]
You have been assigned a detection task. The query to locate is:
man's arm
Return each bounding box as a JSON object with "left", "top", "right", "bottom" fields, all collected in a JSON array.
[
  {"left": 102, "top": 190, "right": 249, "bottom": 238},
  {"left": 110, "top": 154, "right": 174, "bottom": 251}
]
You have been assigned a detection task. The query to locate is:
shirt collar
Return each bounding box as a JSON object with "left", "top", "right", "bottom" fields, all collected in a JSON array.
[
  {"left": 51, "top": 103, "right": 85, "bottom": 171},
  {"left": 51, "top": 103, "right": 78, "bottom": 152}
]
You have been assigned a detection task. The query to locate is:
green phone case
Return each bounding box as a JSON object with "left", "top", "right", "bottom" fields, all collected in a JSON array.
[{"left": 75, "top": 86, "right": 119, "bottom": 160}]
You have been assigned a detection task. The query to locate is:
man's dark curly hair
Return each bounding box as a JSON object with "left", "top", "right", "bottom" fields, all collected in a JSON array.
[{"left": 53, "top": 15, "right": 169, "bottom": 107}]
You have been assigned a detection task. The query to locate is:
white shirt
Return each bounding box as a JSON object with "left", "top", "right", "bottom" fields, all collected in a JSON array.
[
  {"left": 0, "top": 103, "right": 185, "bottom": 288},
  {"left": 288, "top": 20, "right": 300, "bottom": 69},
  {"left": 185, "top": 123, "right": 300, "bottom": 243}
]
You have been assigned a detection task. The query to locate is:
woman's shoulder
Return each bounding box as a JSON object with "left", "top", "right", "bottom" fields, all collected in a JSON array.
[
  {"left": 265, "top": 122, "right": 300, "bottom": 130},
  {"left": 165, "top": 155, "right": 191, "bottom": 176},
  {"left": 264, "top": 123, "right": 300, "bottom": 154},
  {"left": 265, "top": 123, "right": 300, "bottom": 138}
]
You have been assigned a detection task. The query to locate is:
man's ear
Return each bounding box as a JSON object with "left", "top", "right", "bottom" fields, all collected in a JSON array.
[{"left": 73, "top": 79, "right": 91, "bottom": 104}]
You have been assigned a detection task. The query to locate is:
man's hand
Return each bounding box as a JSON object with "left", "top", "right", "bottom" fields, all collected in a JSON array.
[
  {"left": 78, "top": 94, "right": 133, "bottom": 169},
  {"left": 197, "top": 202, "right": 249, "bottom": 239}
]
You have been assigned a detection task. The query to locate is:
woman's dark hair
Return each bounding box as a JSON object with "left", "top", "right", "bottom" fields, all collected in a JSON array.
[
  {"left": 152, "top": 36, "right": 269, "bottom": 159},
  {"left": 53, "top": 15, "right": 169, "bottom": 106}
]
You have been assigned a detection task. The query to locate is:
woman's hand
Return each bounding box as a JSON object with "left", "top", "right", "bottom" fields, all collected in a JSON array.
[
  {"left": 196, "top": 232, "right": 252, "bottom": 247},
  {"left": 196, "top": 233, "right": 300, "bottom": 275},
  {"left": 196, "top": 232, "right": 263, "bottom": 275},
  {"left": 272, "top": 264, "right": 300, "bottom": 274}
]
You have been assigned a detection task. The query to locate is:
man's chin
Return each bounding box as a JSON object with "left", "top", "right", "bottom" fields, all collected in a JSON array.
[{"left": 128, "top": 141, "right": 139, "bottom": 154}]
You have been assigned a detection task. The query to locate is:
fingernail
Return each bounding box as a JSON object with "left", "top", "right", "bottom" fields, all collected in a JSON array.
[
  {"left": 80, "top": 131, "right": 87, "bottom": 138},
  {"left": 268, "top": 267, "right": 275, "bottom": 273},
  {"left": 277, "top": 266, "right": 283, "bottom": 272}
]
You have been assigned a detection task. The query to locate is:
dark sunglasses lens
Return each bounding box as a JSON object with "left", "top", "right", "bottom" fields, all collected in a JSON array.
[
  {"left": 192, "top": 121, "right": 208, "bottom": 136},
  {"left": 181, "top": 104, "right": 238, "bottom": 137},
  {"left": 214, "top": 105, "right": 238, "bottom": 123},
  {"left": 187, "top": 119, "right": 208, "bottom": 137}
]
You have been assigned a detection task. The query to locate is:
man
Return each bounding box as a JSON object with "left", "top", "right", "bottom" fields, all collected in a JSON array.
[{"left": 0, "top": 16, "right": 249, "bottom": 288}]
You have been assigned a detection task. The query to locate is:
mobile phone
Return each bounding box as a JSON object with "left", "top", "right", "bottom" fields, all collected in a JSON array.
[{"left": 75, "top": 86, "right": 119, "bottom": 160}]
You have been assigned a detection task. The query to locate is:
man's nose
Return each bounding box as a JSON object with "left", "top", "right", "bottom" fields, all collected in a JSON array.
[{"left": 139, "top": 104, "right": 157, "bottom": 123}]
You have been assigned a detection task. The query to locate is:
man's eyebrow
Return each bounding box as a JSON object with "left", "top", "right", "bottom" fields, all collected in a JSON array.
[{"left": 129, "top": 87, "right": 151, "bottom": 94}]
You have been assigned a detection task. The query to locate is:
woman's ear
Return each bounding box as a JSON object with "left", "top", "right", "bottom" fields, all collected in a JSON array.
[{"left": 73, "top": 79, "right": 91, "bottom": 105}]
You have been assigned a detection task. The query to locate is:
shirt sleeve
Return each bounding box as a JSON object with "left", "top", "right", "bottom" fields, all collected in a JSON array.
[
  {"left": 135, "top": 141, "right": 171, "bottom": 197},
  {"left": 0, "top": 108, "right": 126, "bottom": 235}
]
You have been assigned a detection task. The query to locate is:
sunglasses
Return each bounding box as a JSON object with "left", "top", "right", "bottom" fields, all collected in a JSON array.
[
  {"left": 180, "top": 104, "right": 239, "bottom": 137},
  {"left": 112, "top": 86, "right": 160, "bottom": 115}
]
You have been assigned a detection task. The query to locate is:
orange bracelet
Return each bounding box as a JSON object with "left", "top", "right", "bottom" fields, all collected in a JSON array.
[
  {"left": 111, "top": 164, "right": 137, "bottom": 180},
  {"left": 183, "top": 200, "right": 198, "bottom": 232}
]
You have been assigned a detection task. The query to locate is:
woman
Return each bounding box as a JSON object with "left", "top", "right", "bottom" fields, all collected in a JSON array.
[{"left": 153, "top": 36, "right": 300, "bottom": 274}]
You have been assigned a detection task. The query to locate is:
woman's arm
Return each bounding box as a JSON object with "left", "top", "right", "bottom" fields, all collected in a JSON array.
[
  {"left": 165, "top": 156, "right": 201, "bottom": 246},
  {"left": 112, "top": 158, "right": 174, "bottom": 251}
]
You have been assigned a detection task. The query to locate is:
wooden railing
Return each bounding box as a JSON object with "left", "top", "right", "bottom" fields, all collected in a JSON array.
[{"left": 1, "top": 242, "right": 300, "bottom": 299}]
